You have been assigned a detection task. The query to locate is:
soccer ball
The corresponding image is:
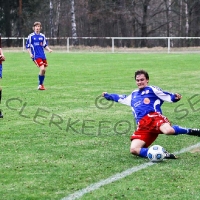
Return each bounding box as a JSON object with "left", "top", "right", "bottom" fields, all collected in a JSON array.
[{"left": 147, "top": 145, "right": 165, "bottom": 162}]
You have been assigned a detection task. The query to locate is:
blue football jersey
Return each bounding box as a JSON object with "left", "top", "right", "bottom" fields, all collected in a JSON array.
[
  {"left": 104, "top": 86, "right": 180, "bottom": 124},
  {"left": 26, "top": 32, "right": 48, "bottom": 60}
]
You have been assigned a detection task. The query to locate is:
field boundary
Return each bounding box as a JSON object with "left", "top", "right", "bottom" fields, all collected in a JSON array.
[{"left": 61, "top": 142, "right": 200, "bottom": 200}]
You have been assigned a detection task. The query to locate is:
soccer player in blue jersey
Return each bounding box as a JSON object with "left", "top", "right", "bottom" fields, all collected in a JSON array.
[
  {"left": 102, "top": 69, "right": 200, "bottom": 159},
  {"left": 26, "top": 22, "right": 53, "bottom": 90},
  {"left": 0, "top": 47, "right": 5, "bottom": 118}
]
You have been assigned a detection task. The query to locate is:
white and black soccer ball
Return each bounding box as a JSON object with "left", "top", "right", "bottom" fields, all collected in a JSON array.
[{"left": 147, "top": 145, "right": 165, "bottom": 162}]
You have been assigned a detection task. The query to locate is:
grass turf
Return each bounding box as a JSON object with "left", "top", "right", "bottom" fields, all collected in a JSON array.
[{"left": 0, "top": 52, "right": 200, "bottom": 199}]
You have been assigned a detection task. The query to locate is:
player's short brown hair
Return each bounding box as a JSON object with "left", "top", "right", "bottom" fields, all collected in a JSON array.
[
  {"left": 33, "top": 22, "right": 41, "bottom": 26},
  {"left": 135, "top": 69, "right": 149, "bottom": 80},
  {"left": 33, "top": 22, "right": 42, "bottom": 30}
]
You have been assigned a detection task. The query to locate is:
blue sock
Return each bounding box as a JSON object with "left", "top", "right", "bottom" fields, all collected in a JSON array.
[
  {"left": 172, "top": 125, "right": 190, "bottom": 135},
  {"left": 139, "top": 148, "right": 148, "bottom": 157},
  {"left": 0, "top": 64, "right": 2, "bottom": 78},
  {"left": 38, "top": 75, "right": 45, "bottom": 85}
]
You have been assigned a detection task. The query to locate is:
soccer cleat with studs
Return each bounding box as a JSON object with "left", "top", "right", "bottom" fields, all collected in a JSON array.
[
  {"left": 163, "top": 150, "right": 177, "bottom": 159},
  {"left": 188, "top": 128, "right": 200, "bottom": 137},
  {"left": 38, "top": 84, "right": 46, "bottom": 90}
]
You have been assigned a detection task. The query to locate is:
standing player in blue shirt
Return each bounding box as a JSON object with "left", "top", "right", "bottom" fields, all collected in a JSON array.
[
  {"left": 0, "top": 47, "right": 5, "bottom": 118},
  {"left": 102, "top": 69, "right": 200, "bottom": 159},
  {"left": 26, "top": 22, "right": 53, "bottom": 90}
]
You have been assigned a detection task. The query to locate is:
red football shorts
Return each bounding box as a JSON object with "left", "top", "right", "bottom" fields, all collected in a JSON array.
[
  {"left": 34, "top": 58, "right": 48, "bottom": 67},
  {"left": 130, "top": 112, "right": 170, "bottom": 147}
]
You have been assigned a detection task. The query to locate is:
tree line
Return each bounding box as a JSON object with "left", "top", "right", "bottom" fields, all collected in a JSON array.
[{"left": 0, "top": 0, "right": 200, "bottom": 48}]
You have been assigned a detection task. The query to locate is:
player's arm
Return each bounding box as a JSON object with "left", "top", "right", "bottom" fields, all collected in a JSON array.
[
  {"left": 0, "top": 48, "right": 5, "bottom": 61},
  {"left": 151, "top": 86, "right": 181, "bottom": 103},
  {"left": 45, "top": 45, "right": 53, "bottom": 53},
  {"left": 43, "top": 36, "right": 53, "bottom": 53},
  {"left": 102, "top": 92, "right": 131, "bottom": 106},
  {"left": 25, "top": 36, "right": 34, "bottom": 58},
  {"left": 26, "top": 48, "right": 33, "bottom": 58}
]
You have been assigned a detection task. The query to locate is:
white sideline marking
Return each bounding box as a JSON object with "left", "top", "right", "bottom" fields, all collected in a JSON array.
[{"left": 61, "top": 142, "right": 200, "bottom": 200}]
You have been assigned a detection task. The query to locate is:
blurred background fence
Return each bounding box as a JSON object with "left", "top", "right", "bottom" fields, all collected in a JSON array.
[{"left": 2, "top": 37, "right": 200, "bottom": 53}]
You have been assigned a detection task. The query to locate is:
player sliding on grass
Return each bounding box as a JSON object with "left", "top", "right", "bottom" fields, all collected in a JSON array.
[
  {"left": 26, "top": 22, "right": 52, "bottom": 90},
  {"left": 102, "top": 69, "right": 200, "bottom": 159}
]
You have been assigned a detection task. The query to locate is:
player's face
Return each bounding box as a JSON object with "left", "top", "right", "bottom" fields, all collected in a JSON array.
[
  {"left": 34, "top": 25, "right": 41, "bottom": 33},
  {"left": 135, "top": 74, "right": 149, "bottom": 89}
]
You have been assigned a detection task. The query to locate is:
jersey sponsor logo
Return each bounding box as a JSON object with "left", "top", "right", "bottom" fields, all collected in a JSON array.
[
  {"left": 143, "top": 98, "right": 150, "bottom": 104},
  {"left": 34, "top": 42, "right": 40, "bottom": 45},
  {"left": 134, "top": 101, "right": 141, "bottom": 107}
]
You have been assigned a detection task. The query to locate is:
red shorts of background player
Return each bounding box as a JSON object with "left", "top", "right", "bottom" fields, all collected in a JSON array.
[
  {"left": 34, "top": 58, "right": 48, "bottom": 67},
  {"left": 130, "top": 112, "right": 171, "bottom": 148}
]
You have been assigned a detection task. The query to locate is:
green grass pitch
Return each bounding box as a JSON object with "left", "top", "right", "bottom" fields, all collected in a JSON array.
[{"left": 0, "top": 52, "right": 200, "bottom": 199}]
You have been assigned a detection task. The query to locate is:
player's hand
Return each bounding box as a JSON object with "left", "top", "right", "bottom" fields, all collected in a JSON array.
[
  {"left": 47, "top": 47, "right": 53, "bottom": 53},
  {"left": 175, "top": 93, "right": 182, "bottom": 100},
  {"left": 0, "top": 55, "right": 5, "bottom": 61},
  {"left": 30, "top": 54, "right": 33, "bottom": 58},
  {"left": 102, "top": 92, "right": 107, "bottom": 97}
]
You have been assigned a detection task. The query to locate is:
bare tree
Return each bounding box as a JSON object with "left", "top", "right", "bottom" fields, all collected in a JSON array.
[
  {"left": 50, "top": 0, "right": 54, "bottom": 38},
  {"left": 71, "top": 0, "right": 78, "bottom": 45},
  {"left": 3, "top": 0, "right": 12, "bottom": 46},
  {"left": 18, "top": 0, "right": 23, "bottom": 37},
  {"left": 1, "top": 0, "right": 200, "bottom": 48},
  {"left": 54, "top": 0, "right": 61, "bottom": 38},
  {"left": 185, "top": 0, "right": 189, "bottom": 37}
]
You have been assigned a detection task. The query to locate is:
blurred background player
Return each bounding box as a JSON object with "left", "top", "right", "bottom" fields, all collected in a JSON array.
[
  {"left": 0, "top": 47, "right": 5, "bottom": 118},
  {"left": 102, "top": 69, "right": 200, "bottom": 159},
  {"left": 26, "top": 22, "right": 52, "bottom": 90}
]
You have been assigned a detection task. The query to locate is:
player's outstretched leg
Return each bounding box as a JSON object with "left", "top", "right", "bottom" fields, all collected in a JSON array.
[{"left": 172, "top": 125, "right": 200, "bottom": 137}]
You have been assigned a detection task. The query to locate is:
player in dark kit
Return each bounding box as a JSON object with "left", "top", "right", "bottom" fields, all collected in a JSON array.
[
  {"left": 102, "top": 69, "right": 200, "bottom": 159},
  {"left": 26, "top": 22, "right": 52, "bottom": 90}
]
